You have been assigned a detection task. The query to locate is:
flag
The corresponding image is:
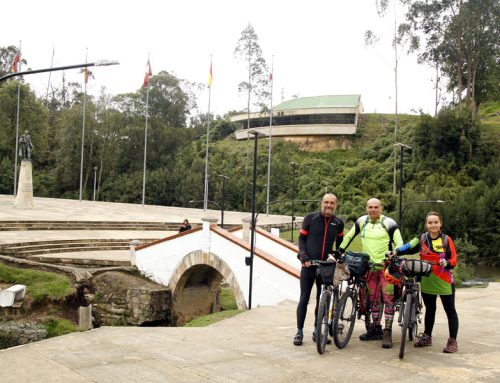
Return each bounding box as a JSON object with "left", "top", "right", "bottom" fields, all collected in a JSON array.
[
  {"left": 269, "top": 72, "right": 273, "bottom": 82},
  {"left": 83, "top": 67, "right": 93, "bottom": 84},
  {"left": 208, "top": 61, "right": 213, "bottom": 88},
  {"left": 12, "top": 50, "right": 21, "bottom": 73},
  {"left": 143, "top": 58, "right": 152, "bottom": 88}
]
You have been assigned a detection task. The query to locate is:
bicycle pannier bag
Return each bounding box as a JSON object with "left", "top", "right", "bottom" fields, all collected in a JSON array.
[
  {"left": 403, "top": 259, "right": 432, "bottom": 277},
  {"left": 317, "top": 261, "right": 336, "bottom": 285},
  {"left": 344, "top": 251, "right": 370, "bottom": 276}
]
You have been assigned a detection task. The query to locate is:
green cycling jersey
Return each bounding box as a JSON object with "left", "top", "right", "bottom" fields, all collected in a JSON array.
[{"left": 340, "top": 215, "right": 403, "bottom": 266}]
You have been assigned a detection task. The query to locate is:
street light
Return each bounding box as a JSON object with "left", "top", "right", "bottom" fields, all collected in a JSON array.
[
  {"left": 218, "top": 174, "right": 228, "bottom": 229},
  {"left": 393, "top": 142, "right": 412, "bottom": 225},
  {"left": 188, "top": 199, "right": 223, "bottom": 225},
  {"left": 290, "top": 162, "right": 298, "bottom": 242},
  {"left": 324, "top": 181, "right": 330, "bottom": 194},
  {"left": 0, "top": 60, "right": 120, "bottom": 84},
  {"left": 246, "top": 130, "right": 264, "bottom": 310},
  {"left": 400, "top": 200, "right": 445, "bottom": 232},
  {"left": 93, "top": 166, "right": 98, "bottom": 201}
]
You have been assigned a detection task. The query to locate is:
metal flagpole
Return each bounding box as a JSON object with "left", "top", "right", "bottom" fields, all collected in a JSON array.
[
  {"left": 142, "top": 54, "right": 151, "bottom": 207},
  {"left": 266, "top": 56, "right": 274, "bottom": 215},
  {"left": 79, "top": 48, "right": 88, "bottom": 202},
  {"left": 203, "top": 57, "right": 213, "bottom": 212},
  {"left": 13, "top": 41, "right": 22, "bottom": 196},
  {"left": 44, "top": 47, "right": 55, "bottom": 105}
]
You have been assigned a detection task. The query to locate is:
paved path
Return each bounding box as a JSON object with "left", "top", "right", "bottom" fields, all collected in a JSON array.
[
  {"left": 0, "top": 195, "right": 294, "bottom": 226},
  {"left": 0, "top": 194, "right": 296, "bottom": 263},
  {"left": 0, "top": 284, "right": 498, "bottom": 383}
]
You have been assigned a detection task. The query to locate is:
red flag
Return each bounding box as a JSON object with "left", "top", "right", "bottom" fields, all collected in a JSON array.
[
  {"left": 143, "top": 58, "right": 152, "bottom": 88},
  {"left": 12, "top": 50, "right": 21, "bottom": 73},
  {"left": 269, "top": 72, "right": 273, "bottom": 81}
]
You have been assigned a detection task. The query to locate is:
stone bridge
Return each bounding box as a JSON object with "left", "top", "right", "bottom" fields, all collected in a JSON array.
[{"left": 135, "top": 218, "right": 301, "bottom": 324}]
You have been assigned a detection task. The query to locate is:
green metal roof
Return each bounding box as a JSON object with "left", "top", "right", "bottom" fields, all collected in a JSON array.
[{"left": 274, "top": 95, "right": 361, "bottom": 111}]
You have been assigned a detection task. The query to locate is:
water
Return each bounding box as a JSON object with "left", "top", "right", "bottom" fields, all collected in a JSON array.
[{"left": 472, "top": 265, "right": 500, "bottom": 281}]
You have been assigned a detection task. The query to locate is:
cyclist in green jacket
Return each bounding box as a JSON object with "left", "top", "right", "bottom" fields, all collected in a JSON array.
[{"left": 338, "top": 198, "right": 403, "bottom": 348}]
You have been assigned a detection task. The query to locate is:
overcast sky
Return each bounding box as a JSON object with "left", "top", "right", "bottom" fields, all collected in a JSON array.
[{"left": 3, "top": 0, "right": 439, "bottom": 117}]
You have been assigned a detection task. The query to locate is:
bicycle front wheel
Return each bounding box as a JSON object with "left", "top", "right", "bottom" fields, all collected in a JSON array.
[
  {"left": 409, "top": 293, "right": 420, "bottom": 341},
  {"left": 316, "top": 289, "right": 331, "bottom": 355},
  {"left": 333, "top": 288, "right": 357, "bottom": 349},
  {"left": 399, "top": 293, "right": 412, "bottom": 359}
]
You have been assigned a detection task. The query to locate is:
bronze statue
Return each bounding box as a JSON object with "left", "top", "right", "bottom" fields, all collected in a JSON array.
[{"left": 19, "top": 130, "right": 34, "bottom": 160}]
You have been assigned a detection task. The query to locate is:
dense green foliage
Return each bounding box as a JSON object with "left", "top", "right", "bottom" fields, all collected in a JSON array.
[
  {"left": 0, "top": 264, "right": 75, "bottom": 301},
  {"left": 43, "top": 317, "right": 77, "bottom": 337}
]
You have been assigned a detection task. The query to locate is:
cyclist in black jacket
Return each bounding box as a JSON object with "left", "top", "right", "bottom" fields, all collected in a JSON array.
[{"left": 293, "top": 193, "right": 344, "bottom": 346}]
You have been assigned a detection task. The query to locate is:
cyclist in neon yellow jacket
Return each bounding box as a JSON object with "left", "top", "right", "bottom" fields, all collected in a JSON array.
[{"left": 339, "top": 198, "right": 403, "bottom": 349}]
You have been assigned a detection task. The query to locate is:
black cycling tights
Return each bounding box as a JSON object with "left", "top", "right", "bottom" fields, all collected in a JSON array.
[
  {"left": 422, "top": 286, "right": 459, "bottom": 339},
  {"left": 296, "top": 266, "right": 322, "bottom": 330}
]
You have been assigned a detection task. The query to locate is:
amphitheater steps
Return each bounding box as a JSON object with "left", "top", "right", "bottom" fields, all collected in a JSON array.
[
  {"left": 0, "top": 221, "right": 181, "bottom": 231},
  {"left": 26, "top": 254, "right": 131, "bottom": 267},
  {"left": 0, "top": 238, "right": 156, "bottom": 258}
]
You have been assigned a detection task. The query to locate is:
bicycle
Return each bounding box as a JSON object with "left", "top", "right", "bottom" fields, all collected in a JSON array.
[
  {"left": 314, "top": 259, "right": 343, "bottom": 354},
  {"left": 332, "top": 251, "right": 371, "bottom": 349},
  {"left": 384, "top": 254, "right": 436, "bottom": 359}
]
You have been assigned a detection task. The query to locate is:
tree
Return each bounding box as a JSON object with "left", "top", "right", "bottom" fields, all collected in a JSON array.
[
  {"left": 407, "top": 0, "right": 499, "bottom": 118},
  {"left": 234, "top": 23, "right": 270, "bottom": 209}
]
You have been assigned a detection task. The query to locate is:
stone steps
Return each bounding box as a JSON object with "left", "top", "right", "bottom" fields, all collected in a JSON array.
[
  {"left": 0, "top": 238, "right": 155, "bottom": 257},
  {"left": 26, "top": 255, "right": 130, "bottom": 267},
  {"left": 0, "top": 220, "right": 181, "bottom": 231}
]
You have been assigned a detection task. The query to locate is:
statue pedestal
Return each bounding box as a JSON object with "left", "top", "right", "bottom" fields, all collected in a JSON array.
[{"left": 15, "top": 160, "right": 34, "bottom": 209}]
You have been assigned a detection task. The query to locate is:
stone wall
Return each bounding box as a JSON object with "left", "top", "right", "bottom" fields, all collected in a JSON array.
[
  {"left": 91, "top": 271, "right": 171, "bottom": 326},
  {"left": 0, "top": 321, "right": 47, "bottom": 349},
  {"left": 127, "top": 288, "right": 170, "bottom": 325}
]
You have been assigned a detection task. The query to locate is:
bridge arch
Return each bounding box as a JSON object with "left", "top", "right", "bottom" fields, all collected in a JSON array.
[{"left": 168, "top": 250, "right": 247, "bottom": 325}]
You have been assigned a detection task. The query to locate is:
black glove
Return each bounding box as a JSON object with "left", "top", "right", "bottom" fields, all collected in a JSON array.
[{"left": 297, "top": 251, "right": 310, "bottom": 264}]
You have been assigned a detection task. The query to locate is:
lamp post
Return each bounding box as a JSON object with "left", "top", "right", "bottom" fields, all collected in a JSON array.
[
  {"left": 188, "top": 199, "right": 222, "bottom": 225},
  {"left": 290, "top": 162, "right": 298, "bottom": 242},
  {"left": 400, "top": 200, "right": 445, "bottom": 232},
  {"left": 218, "top": 174, "right": 228, "bottom": 228},
  {"left": 324, "top": 181, "right": 330, "bottom": 194},
  {"left": 0, "top": 60, "right": 119, "bottom": 84},
  {"left": 93, "top": 167, "right": 98, "bottom": 201},
  {"left": 246, "top": 130, "right": 264, "bottom": 310},
  {"left": 393, "top": 142, "right": 412, "bottom": 226}
]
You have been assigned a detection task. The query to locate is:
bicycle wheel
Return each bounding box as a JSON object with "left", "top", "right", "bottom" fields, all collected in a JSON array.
[
  {"left": 316, "top": 289, "right": 331, "bottom": 355},
  {"left": 359, "top": 285, "right": 371, "bottom": 331},
  {"left": 328, "top": 288, "right": 341, "bottom": 336},
  {"left": 333, "top": 288, "right": 357, "bottom": 349},
  {"left": 399, "top": 293, "right": 412, "bottom": 359},
  {"left": 409, "top": 293, "right": 420, "bottom": 341}
]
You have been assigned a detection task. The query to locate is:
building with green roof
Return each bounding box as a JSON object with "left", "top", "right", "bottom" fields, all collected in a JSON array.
[{"left": 232, "top": 95, "right": 363, "bottom": 141}]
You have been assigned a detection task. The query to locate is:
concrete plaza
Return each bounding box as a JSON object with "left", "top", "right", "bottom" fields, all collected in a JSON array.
[
  {"left": 0, "top": 284, "right": 498, "bottom": 383},
  {"left": 0, "top": 195, "right": 498, "bottom": 382}
]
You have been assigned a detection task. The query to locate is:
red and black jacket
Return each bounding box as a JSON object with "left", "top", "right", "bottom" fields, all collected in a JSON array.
[{"left": 298, "top": 212, "right": 344, "bottom": 262}]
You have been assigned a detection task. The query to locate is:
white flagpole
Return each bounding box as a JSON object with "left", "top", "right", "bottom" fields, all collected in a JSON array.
[
  {"left": 13, "top": 41, "right": 22, "bottom": 196},
  {"left": 45, "top": 47, "right": 55, "bottom": 105},
  {"left": 79, "top": 48, "right": 88, "bottom": 202},
  {"left": 266, "top": 56, "right": 274, "bottom": 215},
  {"left": 203, "top": 56, "right": 212, "bottom": 212},
  {"left": 142, "top": 54, "right": 151, "bottom": 207}
]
